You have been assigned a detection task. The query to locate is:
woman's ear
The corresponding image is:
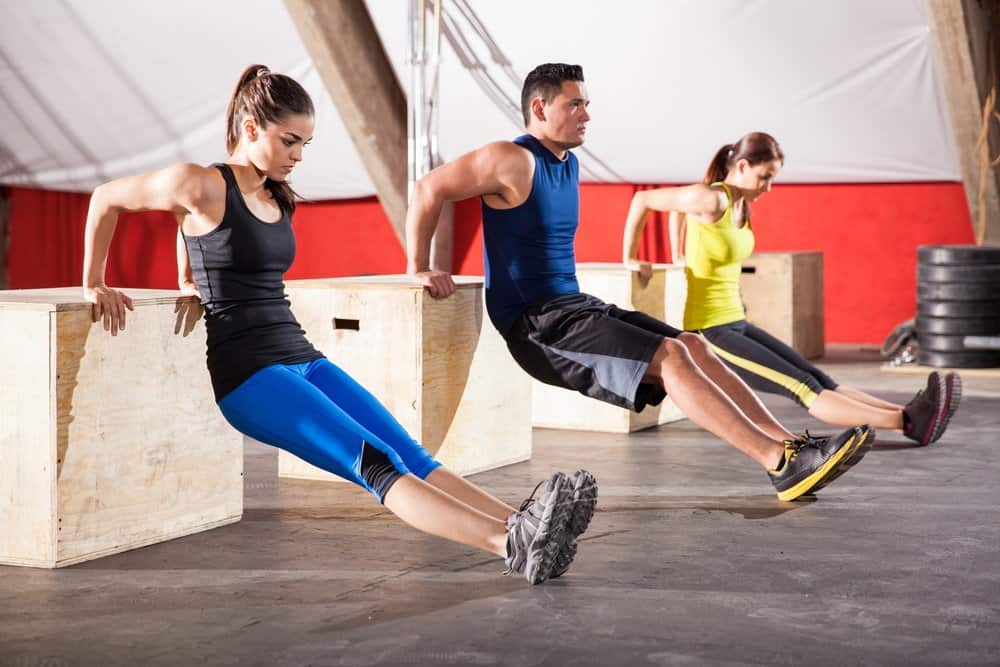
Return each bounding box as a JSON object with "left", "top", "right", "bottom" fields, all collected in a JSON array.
[{"left": 243, "top": 117, "right": 259, "bottom": 142}]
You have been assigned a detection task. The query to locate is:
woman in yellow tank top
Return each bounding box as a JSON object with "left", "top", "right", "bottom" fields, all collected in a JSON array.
[{"left": 622, "top": 132, "right": 960, "bottom": 446}]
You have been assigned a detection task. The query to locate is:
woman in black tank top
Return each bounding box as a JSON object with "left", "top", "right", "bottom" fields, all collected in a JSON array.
[{"left": 80, "top": 64, "right": 593, "bottom": 585}]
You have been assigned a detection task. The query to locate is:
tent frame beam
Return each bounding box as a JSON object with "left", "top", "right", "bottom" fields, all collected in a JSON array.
[
  {"left": 284, "top": 0, "right": 409, "bottom": 246},
  {"left": 929, "top": 0, "right": 1000, "bottom": 244}
]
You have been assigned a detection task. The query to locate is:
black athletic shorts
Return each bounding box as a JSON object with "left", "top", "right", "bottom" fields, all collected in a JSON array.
[{"left": 503, "top": 292, "right": 682, "bottom": 412}]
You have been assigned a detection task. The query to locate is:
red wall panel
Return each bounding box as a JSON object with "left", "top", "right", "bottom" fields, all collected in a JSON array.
[
  {"left": 451, "top": 182, "right": 974, "bottom": 344},
  {"left": 6, "top": 182, "right": 974, "bottom": 344}
]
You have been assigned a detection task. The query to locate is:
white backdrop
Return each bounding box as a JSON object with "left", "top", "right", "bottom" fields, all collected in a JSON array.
[{"left": 0, "top": 0, "right": 960, "bottom": 198}]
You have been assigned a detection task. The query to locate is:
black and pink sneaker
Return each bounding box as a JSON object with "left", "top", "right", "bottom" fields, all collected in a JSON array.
[
  {"left": 932, "top": 371, "right": 962, "bottom": 442},
  {"left": 902, "top": 373, "right": 948, "bottom": 445}
]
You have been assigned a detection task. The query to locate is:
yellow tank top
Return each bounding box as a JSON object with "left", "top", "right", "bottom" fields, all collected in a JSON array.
[{"left": 683, "top": 183, "right": 755, "bottom": 330}]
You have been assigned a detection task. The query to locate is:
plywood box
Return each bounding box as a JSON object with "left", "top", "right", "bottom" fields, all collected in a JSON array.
[
  {"left": 741, "top": 252, "right": 825, "bottom": 359},
  {"left": 651, "top": 262, "right": 688, "bottom": 329},
  {"left": 531, "top": 263, "right": 686, "bottom": 433},
  {"left": 279, "top": 276, "right": 531, "bottom": 480},
  {"left": 0, "top": 288, "right": 243, "bottom": 568}
]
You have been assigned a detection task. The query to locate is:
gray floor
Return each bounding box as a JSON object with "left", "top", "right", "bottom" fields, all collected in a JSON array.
[{"left": 2, "top": 348, "right": 999, "bottom": 666}]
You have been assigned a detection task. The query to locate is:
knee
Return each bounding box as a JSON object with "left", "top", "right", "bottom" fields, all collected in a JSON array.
[
  {"left": 655, "top": 337, "right": 695, "bottom": 370},
  {"left": 677, "top": 331, "right": 714, "bottom": 362}
]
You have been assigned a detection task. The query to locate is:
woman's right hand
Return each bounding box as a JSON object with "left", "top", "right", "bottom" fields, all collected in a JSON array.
[
  {"left": 83, "top": 285, "right": 135, "bottom": 336},
  {"left": 179, "top": 278, "right": 201, "bottom": 298},
  {"left": 626, "top": 259, "right": 653, "bottom": 288}
]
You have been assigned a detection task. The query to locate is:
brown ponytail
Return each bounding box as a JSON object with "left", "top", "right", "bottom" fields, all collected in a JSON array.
[
  {"left": 225, "top": 64, "right": 314, "bottom": 214},
  {"left": 702, "top": 132, "right": 785, "bottom": 185},
  {"left": 704, "top": 144, "right": 734, "bottom": 185}
]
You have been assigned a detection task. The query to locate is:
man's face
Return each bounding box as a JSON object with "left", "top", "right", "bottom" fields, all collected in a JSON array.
[{"left": 538, "top": 80, "right": 590, "bottom": 149}]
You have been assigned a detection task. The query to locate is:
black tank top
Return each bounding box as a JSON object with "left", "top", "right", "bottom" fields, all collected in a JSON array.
[{"left": 183, "top": 163, "right": 322, "bottom": 400}]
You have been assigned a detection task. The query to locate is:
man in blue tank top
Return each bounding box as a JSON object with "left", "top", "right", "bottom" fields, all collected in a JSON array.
[{"left": 405, "top": 63, "right": 872, "bottom": 502}]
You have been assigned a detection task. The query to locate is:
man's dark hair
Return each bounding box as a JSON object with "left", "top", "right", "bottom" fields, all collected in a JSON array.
[{"left": 520, "top": 63, "right": 584, "bottom": 126}]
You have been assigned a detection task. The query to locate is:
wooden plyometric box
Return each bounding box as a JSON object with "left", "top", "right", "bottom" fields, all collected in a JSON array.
[
  {"left": 741, "top": 252, "right": 825, "bottom": 359},
  {"left": 0, "top": 288, "right": 243, "bottom": 568},
  {"left": 531, "top": 263, "right": 686, "bottom": 433},
  {"left": 279, "top": 276, "right": 531, "bottom": 480},
  {"left": 651, "top": 262, "right": 688, "bottom": 329}
]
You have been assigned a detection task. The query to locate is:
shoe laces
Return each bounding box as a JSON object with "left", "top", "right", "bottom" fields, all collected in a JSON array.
[
  {"left": 783, "top": 438, "right": 807, "bottom": 462},
  {"left": 519, "top": 479, "right": 546, "bottom": 512},
  {"left": 906, "top": 388, "right": 925, "bottom": 409}
]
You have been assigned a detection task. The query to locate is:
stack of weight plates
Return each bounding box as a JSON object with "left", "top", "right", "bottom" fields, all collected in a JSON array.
[{"left": 916, "top": 245, "right": 1000, "bottom": 368}]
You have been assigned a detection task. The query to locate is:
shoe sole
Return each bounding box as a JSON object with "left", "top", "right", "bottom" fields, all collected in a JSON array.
[
  {"left": 912, "top": 372, "right": 948, "bottom": 446},
  {"left": 802, "top": 425, "right": 875, "bottom": 495},
  {"left": 549, "top": 470, "right": 598, "bottom": 580},
  {"left": 930, "top": 372, "right": 962, "bottom": 444},
  {"left": 776, "top": 429, "right": 860, "bottom": 501},
  {"left": 567, "top": 470, "right": 598, "bottom": 538},
  {"left": 525, "top": 475, "right": 575, "bottom": 585}
]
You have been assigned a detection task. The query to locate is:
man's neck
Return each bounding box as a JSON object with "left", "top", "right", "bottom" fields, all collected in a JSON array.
[{"left": 528, "top": 132, "right": 569, "bottom": 161}]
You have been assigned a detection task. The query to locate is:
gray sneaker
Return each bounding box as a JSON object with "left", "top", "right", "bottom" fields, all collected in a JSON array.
[
  {"left": 504, "top": 472, "right": 574, "bottom": 584},
  {"left": 549, "top": 470, "right": 598, "bottom": 579}
]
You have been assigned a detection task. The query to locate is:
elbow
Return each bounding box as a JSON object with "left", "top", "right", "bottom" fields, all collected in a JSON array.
[
  {"left": 407, "top": 178, "right": 442, "bottom": 227},
  {"left": 410, "top": 177, "right": 439, "bottom": 210},
  {"left": 88, "top": 184, "right": 120, "bottom": 217},
  {"left": 410, "top": 178, "right": 429, "bottom": 208}
]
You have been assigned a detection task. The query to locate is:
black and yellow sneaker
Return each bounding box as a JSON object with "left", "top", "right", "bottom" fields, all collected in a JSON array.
[
  {"left": 798, "top": 425, "right": 875, "bottom": 494},
  {"left": 767, "top": 426, "right": 862, "bottom": 501}
]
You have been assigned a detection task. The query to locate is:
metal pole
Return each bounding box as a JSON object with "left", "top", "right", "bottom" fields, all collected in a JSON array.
[{"left": 408, "top": 0, "right": 452, "bottom": 271}]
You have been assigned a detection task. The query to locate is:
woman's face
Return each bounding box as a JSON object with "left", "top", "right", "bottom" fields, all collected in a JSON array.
[
  {"left": 733, "top": 158, "right": 782, "bottom": 201},
  {"left": 244, "top": 113, "right": 314, "bottom": 182}
]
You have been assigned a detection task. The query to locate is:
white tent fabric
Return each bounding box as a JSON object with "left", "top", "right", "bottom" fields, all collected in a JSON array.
[{"left": 0, "top": 0, "right": 959, "bottom": 198}]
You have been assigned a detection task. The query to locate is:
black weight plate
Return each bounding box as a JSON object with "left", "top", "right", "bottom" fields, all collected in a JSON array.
[
  {"left": 917, "top": 348, "right": 1000, "bottom": 368},
  {"left": 919, "top": 333, "right": 971, "bottom": 352},
  {"left": 916, "top": 316, "right": 1000, "bottom": 335},
  {"left": 917, "top": 300, "right": 1000, "bottom": 317},
  {"left": 918, "top": 282, "right": 1000, "bottom": 301},
  {"left": 963, "top": 336, "right": 1000, "bottom": 350},
  {"left": 917, "top": 264, "right": 1000, "bottom": 283},
  {"left": 918, "top": 245, "right": 1000, "bottom": 265}
]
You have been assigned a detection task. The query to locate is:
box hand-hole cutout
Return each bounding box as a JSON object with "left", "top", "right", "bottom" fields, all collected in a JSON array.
[{"left": 332, "top": 318, "right": 360, "bottom": 331}]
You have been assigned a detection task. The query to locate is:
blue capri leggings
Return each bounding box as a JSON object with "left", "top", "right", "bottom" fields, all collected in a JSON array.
[{"left": 218, "top": 358, "right": 441, "bottom": 502}]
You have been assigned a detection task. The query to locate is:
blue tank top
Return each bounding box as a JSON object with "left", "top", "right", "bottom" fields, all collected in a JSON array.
[{"left": 481, "top": 134, "right": 581, "bottom": 334}]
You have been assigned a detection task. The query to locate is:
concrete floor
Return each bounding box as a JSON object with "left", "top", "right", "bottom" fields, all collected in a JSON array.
[{"left": 2, "top": 348, "right": 998, "bottom": 666}]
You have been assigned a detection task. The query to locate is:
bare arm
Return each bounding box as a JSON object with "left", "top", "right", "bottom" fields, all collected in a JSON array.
[
  {"left": 405, "top": 141, "right": 532, "bottom": 297},
  {"left": 622, "top": 185, "right": 726, "bottom": 264},
  {"left": 176, "top": 228, "right": 200, "bottom": 296},
  {"left": 668, "top": 211, "right": 686, "bottom": 264},
  {"left": 82, "top": 163, "right": 212, "bottom": 334}
]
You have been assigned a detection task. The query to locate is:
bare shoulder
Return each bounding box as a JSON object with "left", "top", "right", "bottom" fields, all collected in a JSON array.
[
  {"left": 162, "top": 163, "right": 226, "bottom": 209},
  {"left": 638, "top": 183, "right": 724, "bottom": 218},
  {"left": 482, "top": 141, "right": 534, "bottom": 182},
  {"left": 478, "top": 140, "right": 533, "bottom": 167},
  {"left": 140, "top": 162, "right": 226, "bottom": 211},
  {"left": 688, "top": 183, "right": 729, "bottom": 218}
]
